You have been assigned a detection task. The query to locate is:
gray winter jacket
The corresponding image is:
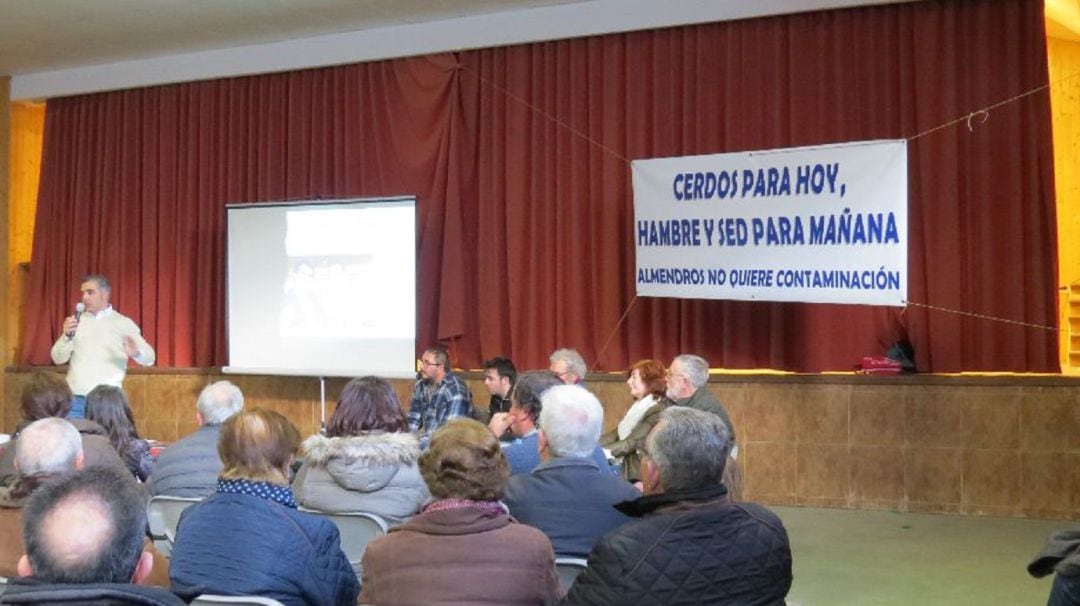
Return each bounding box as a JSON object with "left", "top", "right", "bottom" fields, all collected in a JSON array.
[
  {"left": 146, "top": 424, "right": 223, "bottom": 498},
  {"left": 292, "top": 431, "right": 429, "bottom": 524}
]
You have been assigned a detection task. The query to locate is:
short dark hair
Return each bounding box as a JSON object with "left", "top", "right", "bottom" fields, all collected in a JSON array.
[
  {"left": 21, "top": 372, "right": 73, "bottom": 421},
  {"left": 482, "top": 357, "right": 517, "bottom": 387},
  {"left": 22, "top": 467, "right": 145, "bottom": 584},
  {"left": 510, "top": 370, "right": 562, "bottom": 423},
  {"left": 326, "top": 376, "right": 408, "bottom": 437},
  {"left": 80, "top": 274, "right": 111, "bottom": 293},
  {"left": 424, "top": 346, "right": 450, "bottom": 372}
]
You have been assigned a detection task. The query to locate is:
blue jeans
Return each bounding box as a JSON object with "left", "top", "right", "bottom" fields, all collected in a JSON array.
[
  {"left": 69, "top": 395, "right": 86, "bottom": 419},
  {"left": 1048, "top": 574, "right": 1080, "bottom": 606}
]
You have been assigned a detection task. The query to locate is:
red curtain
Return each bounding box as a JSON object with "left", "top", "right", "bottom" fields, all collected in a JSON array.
[{"left": 21, "top": 0, "right": 1058, "bottom": 373}]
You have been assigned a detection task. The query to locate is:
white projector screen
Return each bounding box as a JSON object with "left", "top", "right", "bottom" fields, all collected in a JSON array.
[{"left": 225, "top": 197, "right": 416, "bottom": 378}]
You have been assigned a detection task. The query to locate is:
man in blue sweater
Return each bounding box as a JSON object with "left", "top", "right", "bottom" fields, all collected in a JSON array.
[{"left": 503, "top": 385, "right": 639, "bottom": 557}]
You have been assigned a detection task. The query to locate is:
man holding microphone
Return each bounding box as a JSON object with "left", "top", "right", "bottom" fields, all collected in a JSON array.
[{"left": 50, "top": 274, "right": 155, "bottom": 418}]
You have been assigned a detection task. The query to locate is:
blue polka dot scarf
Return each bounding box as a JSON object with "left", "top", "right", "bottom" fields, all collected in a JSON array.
[{"left": 217, "top": 478, "right": 298, "bottom": 509}]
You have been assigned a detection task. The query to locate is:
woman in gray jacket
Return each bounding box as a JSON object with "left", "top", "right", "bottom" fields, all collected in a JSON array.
[{"left": 292, "top": 376, "right": 429, "bottom": 523}]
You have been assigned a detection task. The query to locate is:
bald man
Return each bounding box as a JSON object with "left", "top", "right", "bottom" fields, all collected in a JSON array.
[{"left": 6, "top": 467, "right": 185, "bottom": 604}]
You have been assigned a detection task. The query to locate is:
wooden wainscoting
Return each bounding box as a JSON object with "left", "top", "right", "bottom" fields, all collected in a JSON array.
[{"left": 4, "top": 368, "right": 1078, "bottom": 520}]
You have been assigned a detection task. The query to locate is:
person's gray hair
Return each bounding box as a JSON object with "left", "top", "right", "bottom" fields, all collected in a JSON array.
[
  {"left": 197, "top": 380, "right": 245, "bottom": 425},
  {"left": 674, "top": 354, "right": 709, "bottom": 388},
  {"left": 538, "top": 385, "right": 603, "bottom": 459},
  {"left": 646, "top": 406, "right": 731, "bottom": 492},
  {"left": 80, "top": 274, "right": 111, "bottom": 293},
  {"left": 16, "top": 418, "right": 83, "bottom": 476},
  {"left": 549, "top": 348, "right": 587, "bottom": 379}
]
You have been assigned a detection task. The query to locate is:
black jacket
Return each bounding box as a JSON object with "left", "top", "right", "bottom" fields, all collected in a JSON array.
[
  {"left": 562, "top": 484, "right": 792, "bottom": 605},
  {"left": 0, "top": 579, "right": 188, "bottom": 605}
]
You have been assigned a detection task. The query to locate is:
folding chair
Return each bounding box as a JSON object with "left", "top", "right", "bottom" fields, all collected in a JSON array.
[
  {"left": 190, "top": 595, "right": 285, "bottom": 605},
  {"left": 146, "top": 495, "right": 201, "bottom": 558},
  {"left": 298, "top": 508, "right": 389, "bottom": 577},
  {"left": 554, "top": 556, "right": 589, "bottom": 594}
]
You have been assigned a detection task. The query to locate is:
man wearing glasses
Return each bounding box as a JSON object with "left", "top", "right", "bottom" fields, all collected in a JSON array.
[
  {"left": 666, "top": 354, "right": 742, "bottom": 500},
  {"left": 665, "top": 354, "right": 735, "bottom": 443},
  {"left": 407, "top": 347, "right": 473, "bottom": 446},
  {"left": 548, "top": 348, "right": 587, "bottom": 386}
]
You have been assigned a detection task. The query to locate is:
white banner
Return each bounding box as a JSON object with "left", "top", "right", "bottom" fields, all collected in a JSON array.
[{"left": 631, "top": 140, "right": 907, "bottom": 306}]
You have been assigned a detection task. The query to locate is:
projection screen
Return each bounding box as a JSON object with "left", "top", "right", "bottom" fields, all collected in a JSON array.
[{"left": 225, "top": 197, "right": 416, "bottom": 378}]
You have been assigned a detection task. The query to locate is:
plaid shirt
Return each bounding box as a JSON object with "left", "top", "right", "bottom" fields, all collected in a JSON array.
[{"left": 407, "top": 371, "right": 473, "bottom": 440}]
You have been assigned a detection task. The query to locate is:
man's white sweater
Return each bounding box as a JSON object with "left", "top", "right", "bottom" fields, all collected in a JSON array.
[{"left": 50, "top": 307, "right": 155, "bottom": 396}]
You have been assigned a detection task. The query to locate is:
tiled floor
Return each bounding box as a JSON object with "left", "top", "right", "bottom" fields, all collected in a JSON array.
[{"left": 777, "top": 506, "right": 1074, "bottom": 606}]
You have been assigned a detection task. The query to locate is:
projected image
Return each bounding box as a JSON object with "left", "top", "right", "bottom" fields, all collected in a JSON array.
[
  {"left": 227, "top": 197, "right": 417, "bottom": 377},
  {"left": 279, "top": 206, "right": 415, "bottom": 339}
]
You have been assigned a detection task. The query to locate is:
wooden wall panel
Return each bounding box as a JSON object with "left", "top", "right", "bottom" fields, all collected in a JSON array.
[{"left": 4, "top": 369, "right": 1079, "bottom": 520}]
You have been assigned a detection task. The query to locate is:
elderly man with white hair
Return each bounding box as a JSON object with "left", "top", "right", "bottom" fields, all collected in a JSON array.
[
  {"left": 146, "top": 380, "right": 245, "bottom": 497},
  {"left": 0, "top": 418, "right": 85, "bottom": 577},
  {"left": 665, "top": 354, "right": 735, "bottom": 440},
  {"left": 503, "top": 385, "right": 639, "bottom": 558},
  {"left": 549, "top": 348, "right": 588, "bottom": 386},
  {"left": 665, "top": 353, "right": 743, "bottom": 499}
]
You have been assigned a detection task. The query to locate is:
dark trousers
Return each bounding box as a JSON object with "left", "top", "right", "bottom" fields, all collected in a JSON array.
[{"left": 1049, "top": 574, "right": 1080, "bottom": 606}]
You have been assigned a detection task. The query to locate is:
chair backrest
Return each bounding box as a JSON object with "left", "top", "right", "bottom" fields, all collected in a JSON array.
[
  {"left": 298, "top": 508, "right": 389, "bottom": 576},
  {"left": 146, "top": 495, "right": 201, "bottom": 558},
  {"left": 554, "top": 557, "right": 589, "bottom": 594},
  {"left": 190, "top": 595, "right": 285, "bottom": 605}
]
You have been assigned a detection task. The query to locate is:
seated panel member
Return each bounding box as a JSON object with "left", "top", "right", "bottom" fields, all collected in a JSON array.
[
  {"left": 479, "top": 356, "right": 517, "bottom": 425},
  {"left": 549, "top": 348, "right": 587, "bottom": 386},
  {"left": 488, "top": 371, "right": 610, "bottom": 476},
  {"left": 407, "top": 346, "right": 473, "bottom": 445}
]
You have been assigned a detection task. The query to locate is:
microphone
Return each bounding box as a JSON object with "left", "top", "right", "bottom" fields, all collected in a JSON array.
[{"left": 67, "top": 302, "right": 86, "bottom": 338}]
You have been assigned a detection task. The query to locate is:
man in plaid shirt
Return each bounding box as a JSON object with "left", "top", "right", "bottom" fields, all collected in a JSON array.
[{"left": 408, "top": 346, "right": 473, "bottom": 446}]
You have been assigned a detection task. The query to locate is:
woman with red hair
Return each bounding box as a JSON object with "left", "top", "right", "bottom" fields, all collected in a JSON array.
[{"left": 600, "top": 359, "right": 671, "bottom": 482}]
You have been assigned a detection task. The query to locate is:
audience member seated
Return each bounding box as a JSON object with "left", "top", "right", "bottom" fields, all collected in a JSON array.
[
  {"left": 0, "top": 418, "right": 172, "bottom": 588},
  {"left": 359, "top": 418, "right": 560, "bottom": 605},
  {"left": 490, "top": 371, "right": 610, "bottom": 475},
  {"left": 504, "top": 385, "right": 639, "bottom": 558},
  {"left": 478, "top": 356, "right": 517, "bottom": 426},
  {"left": 146, "top": 380, "right": 244, "bottom": 497},
  {"left": 0, "top": 418, "right": 85, "bottom": 578},
  {"left": 666, "top": 353, "right": 743, "bottom": 500},
  {"left": 4, "top": 467, "right": 186, "bottom": 605},
  {"left": 292, "top": 376, "right": 429, "bottom": 523},
  {"left": 549, "top": 348, "right": 587, "bottom": 386},
  {"left": 564, "top": 407, "right": 792, "bottom": 605},
  {"left": 85, "top": 385, "right": 153, "bottom": 481},
  {"left": 0, "top": 372, "right": 130, "bottom": 487},
  {"left": 169, "top": 408, "right": 358, "bottom": 606},
  {"left": 599, "top": 359, "right": 671, "bottom": 482}
]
